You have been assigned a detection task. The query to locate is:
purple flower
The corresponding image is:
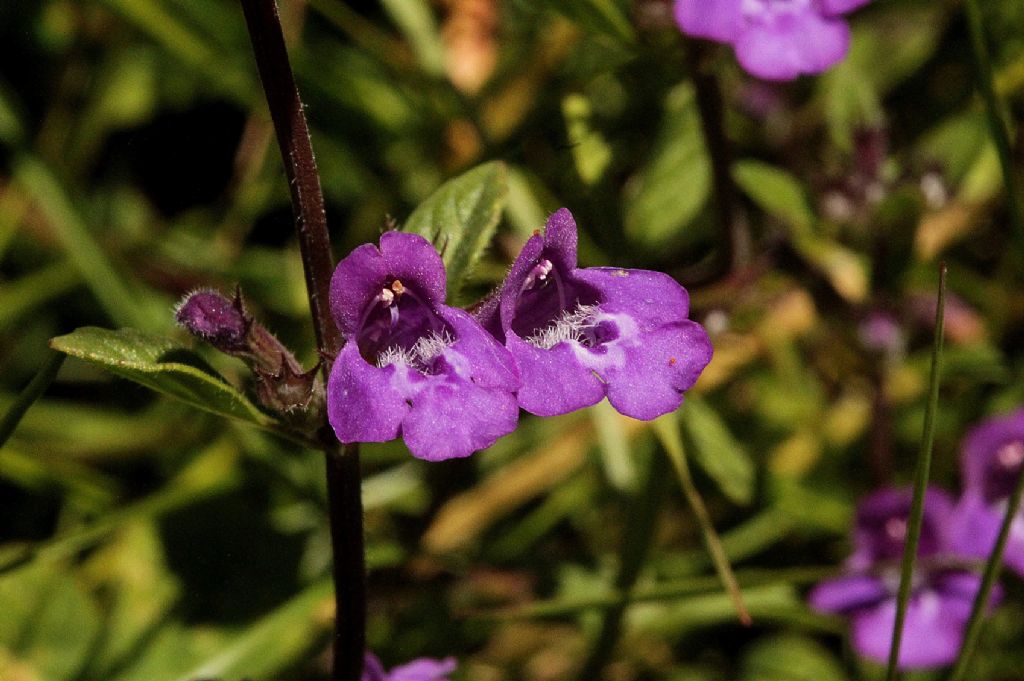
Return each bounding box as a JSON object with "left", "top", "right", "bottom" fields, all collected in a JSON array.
[
  {"left": 327, "top": 231, "right": 520, "bottom": 461},
  {"left": 810, "top": 487, "right": 1000, "bottom": 669},
  {"left": 362, "top": 653, "right": 456, "bottom": 681},
  {"left": 949, "top": 409, "right": 1024, "bottom": 578},
  {"left": 476, "top": 208, "right": 712, "bottom": 420},
  {"left": 674, "top": 0, "right": 871, "bottom": 81}
]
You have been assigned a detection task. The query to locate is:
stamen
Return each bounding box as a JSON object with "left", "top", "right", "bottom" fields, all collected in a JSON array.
[{"left": 521, "top": 259, "right": 553, "bottom": 293}]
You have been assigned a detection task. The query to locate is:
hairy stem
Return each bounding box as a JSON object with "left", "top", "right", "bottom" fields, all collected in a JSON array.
[{"left": 238, "top": 2, "right": 363, "bottom": 679}]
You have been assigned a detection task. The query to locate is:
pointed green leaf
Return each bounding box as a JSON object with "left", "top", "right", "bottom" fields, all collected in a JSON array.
[
  {"left": 49, "top": 327, "right": 276, "bottom": 428},
  {"left": 404, "top": 161, "right": 508, "bottom": 301},
  {"left": 733, "top": 160, "right": 815, "bottom": 237},
  {"left": 625, "top": 84, "right": 711, "bottom": 248},
  {"left": 681, "top": 397, "right": 755, "bottom": 505}
]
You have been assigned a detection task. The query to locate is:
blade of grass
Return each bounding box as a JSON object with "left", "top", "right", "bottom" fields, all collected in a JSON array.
[
  {"left": 653, "top": 413, "right": 752, "bottom": 626},
  {"left": 947, "top": 463, "right": 1024, "bottom": 680},
  {"left": 13, "top": 156, "right": 163, "bottom": 330},
  {"left": 480, "top": 566, "right": 837, "bottom": 621},
  {"left": 0, "top": 350, "right": 65, "bottom": 450},
  {"left": 884, "top": 263, "right": 947, "bottom": 681},
  {"left": 964, "top": 0, "right": 1023, "bottom": 250}
]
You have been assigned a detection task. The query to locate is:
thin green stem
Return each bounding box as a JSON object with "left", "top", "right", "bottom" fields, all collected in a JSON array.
[
  {"left": 484, "top": 566, "right": 836, "bottom": 621},
  {"left": 654, "top": 417, "right": 751, "bottom": 626},
  {"left": 947, "top": 462, "right": 1024, "bottom": 680},
  {"left": 0, "top": 350, "right": 65, "bottom": 449},
  {"left": 964, "top": 0, "right": 1024, "bottom": 249},
  {"left": 884, "top": 264, "right": 947, "bottom": 681},
  {"left": 578, "top": 449, "right": 670, "bottom": 679}
]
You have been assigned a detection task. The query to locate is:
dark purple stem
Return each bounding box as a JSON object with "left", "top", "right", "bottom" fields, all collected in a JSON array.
[{"left": 238, "top": 2, "right": 364, "bottom": 680}]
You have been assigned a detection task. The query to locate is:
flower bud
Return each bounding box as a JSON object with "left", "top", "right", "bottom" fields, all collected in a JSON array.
[{"left": 175, "top": 289, "right": 249, "bottom": 353}]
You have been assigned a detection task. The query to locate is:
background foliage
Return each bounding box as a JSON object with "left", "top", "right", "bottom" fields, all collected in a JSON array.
[{"left": 2, "top": 0, "right": 1024, "bottom": 679}]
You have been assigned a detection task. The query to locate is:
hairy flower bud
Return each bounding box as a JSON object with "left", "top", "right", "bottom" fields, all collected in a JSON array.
[
  {"left": 175, "top": 287, "right": 323, "bottom": 424},
  {"left": 174, "top": 289, "right": 249, "bottom": 353}
]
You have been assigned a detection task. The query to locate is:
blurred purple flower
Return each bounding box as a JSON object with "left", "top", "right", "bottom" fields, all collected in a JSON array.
[
  {"left": 327, "top": 231, "right": 519, "bottom": 461},
  {"left": 810, "top": 487, "right": 1000, "bottom": 669},
  {"left": 476, "top": 208, "right": 712, "bottom": 419},
  {"left": 363, "top": 653, "right": 457, "bottom": 681},
  {"left": 674, "top": 0, "right": 871, "bottom": 80},
  {"left": 949, "top": 409, "right": 1024, "bottom": 578}
]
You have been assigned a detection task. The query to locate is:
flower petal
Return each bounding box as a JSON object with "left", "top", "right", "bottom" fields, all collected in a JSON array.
[
  {"left": 387, "top": 657, "right": 458, "bottom": 681},
  {"left": 572, "top": 267, "right": 711, "bottom": 420},
  {"left": 330, "top": 232, "right": 446, "bottom": 338},
  {"left": 506, "top": 332, "right": 606, "bottom": 416},
  {"left": 542, "top": 208, "right": 580, "bottom": 275},
  {"left": 361, "top": 653, "right": 388, "bottom": 681},
  {"left": 960, "top": 408, "right": 1024, "bottom": 499},
  {"left": 809, "top": 574, "right": 888, "bottom": 614},
  {"left": 378, "top": 231, "right": 447, "bottom": 308},
  {"left": 327, "top": 342, "right": 410, "bottom": 444},
  {"left": 851, "top": 590, "right": 969, "bottom": 669},
  {"left": 673, "top": 0, "right": 744, "bottom": 43},
  {"left": 820, "top": 0, "right": 872, "bottom": 16},
  {"left": 330, "top": 242, "right": 392, "bottom": 338},
  {"left": 573, "top": 267, "right": 690, "bottom": 327},
  {"left": 734, "top": 12, "right": 850, "bottom": 81},
  {"left": 850, "top": 486, "right": 954, "bottom": 567},
  {"left": 949, "top": 492, "right": 1024, "bottom": 579},
  {"left": 600, "top": 319, "right": 712, "bottom": 420},
  {"left": 401, "top": 309, "right": 520, "bottom": 461}
]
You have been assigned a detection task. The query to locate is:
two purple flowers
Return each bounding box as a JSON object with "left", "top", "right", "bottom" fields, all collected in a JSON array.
[
  {"left": 326, "top": 208, "right": 713, "bottom": 461},
  {"left": 674, "top": 0, "right": 872, "bottom": 80},
  {"left": 811, "top": 409, "right": 1024, "bottom": 668}
]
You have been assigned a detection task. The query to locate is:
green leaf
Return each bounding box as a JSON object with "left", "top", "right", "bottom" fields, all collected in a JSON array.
[
  {"left": 404, "top": 161, "right": 509, "bottom": 301},
  {"left": 681, "top": 397, "right": 755, "bottom": 505},
  {"left": 49, "top": 327, "right": 276, "bottom": 429},
  {"left": 169, "top": 579, "right": 332, "bottom": 681},
  {"left": 535, "top": 0, "right": 635, "bottom": 43},
  {"left": 379, "top": 0, "right": 446, "bottom": 76},
  {"left": 733, "top": 160, "right": 815, "bottom": 237},
  {"left": 741, "top": 634, "right": 848, "bottom": 681},
  {"left": 625, "top": 83, "right": 711, "bottom": 248},
  {"left": 0, "top": 563, "right": 101, "bottom": 681}
]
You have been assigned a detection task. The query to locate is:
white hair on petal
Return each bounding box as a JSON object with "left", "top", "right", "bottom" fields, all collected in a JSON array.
[
  {"left": 526, "top": 304, "right": 598, "bottom": 350},
  {"left": 376, "top": 330, "right": 454, "bottom": 371}
]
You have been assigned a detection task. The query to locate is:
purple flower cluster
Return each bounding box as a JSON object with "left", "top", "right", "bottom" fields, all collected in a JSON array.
[
  {"left": 326, "top": 208, "right": 712, "bottom": 461},
  {"left": 674, "top": 0, "right": 872, "bottom": 80},
  {"left": 811, "top": 409, "right": 1024, "bottom": 669}
]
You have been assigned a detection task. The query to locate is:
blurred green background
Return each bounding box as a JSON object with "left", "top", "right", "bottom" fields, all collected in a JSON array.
[{"left": 2, "top": 0, "right": 1024, "bottom": 679}]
